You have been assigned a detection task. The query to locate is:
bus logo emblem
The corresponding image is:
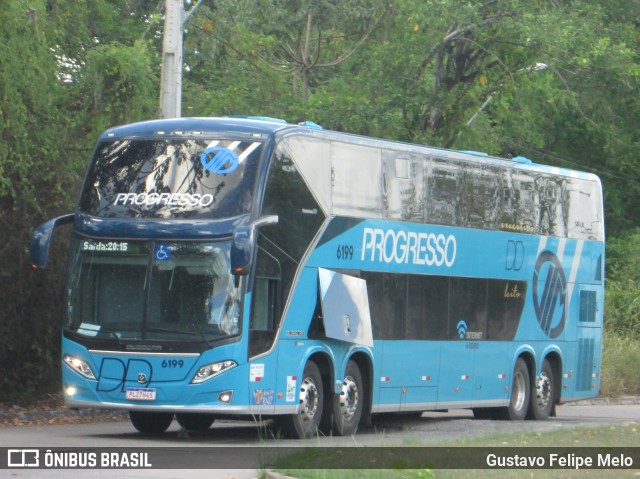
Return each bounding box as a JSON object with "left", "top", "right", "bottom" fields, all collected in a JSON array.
[
  {"left": 200, "top": 147, "right": 239, "bottom": 174},
  {"left": 533, "top": 251, "right": 567, "bottom": 338},
  {"left": 456, "top": 320, "right": 468, "bottom": 339}
]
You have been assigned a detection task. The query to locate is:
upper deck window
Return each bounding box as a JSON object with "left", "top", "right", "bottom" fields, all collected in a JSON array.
[{"left": 79, "top": 138, "right": 263, "bottom": 219}]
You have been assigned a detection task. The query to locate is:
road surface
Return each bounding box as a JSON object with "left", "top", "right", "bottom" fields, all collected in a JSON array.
[{"left": 1, "top": 402, "right": 638, "bottom": 478}]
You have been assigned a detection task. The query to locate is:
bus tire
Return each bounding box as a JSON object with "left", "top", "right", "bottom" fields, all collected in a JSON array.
[
  {"left": 333, "top": 360, "right": 364, "bottom": 436},
  {"left": 283, "top": 361, "right": 323, "bottom": 439},
  {"left": 176, "top": 413, "right": 216, "bottom": 431},
  {"left": 528, "top": 359, "right": 555, "bottom": 420},
  {"left": 498, "top": 358, "right": 530, "bottom": 420},
  {"left": 129, "top": 411, "right": 173, "bottom": 434}
]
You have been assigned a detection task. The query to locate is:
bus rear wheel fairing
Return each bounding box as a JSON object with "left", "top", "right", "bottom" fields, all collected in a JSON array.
[{"left": 129, "top": 411, "right": 174, "bottom": 434}]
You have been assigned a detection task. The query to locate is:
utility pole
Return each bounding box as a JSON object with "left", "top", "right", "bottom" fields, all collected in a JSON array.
[{"left": 159, "top": 0, "right": 205, "bottom": 119}]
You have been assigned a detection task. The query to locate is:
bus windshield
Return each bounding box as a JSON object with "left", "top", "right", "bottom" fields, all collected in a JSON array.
[
  {"left": 65, "top": 237, "right": 240, "bottom": 343},
  {"left": 79, "top": 138, "right": 263, "bottom": 219}
]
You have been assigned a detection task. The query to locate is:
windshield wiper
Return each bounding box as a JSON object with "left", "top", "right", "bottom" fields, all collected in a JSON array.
[{"left": 144, "top": 326, "right": 217, "bottom": 347}]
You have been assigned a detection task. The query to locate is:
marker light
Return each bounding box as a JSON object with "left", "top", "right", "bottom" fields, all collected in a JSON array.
[
  {"left": 191, "top": 360, "right": 237, "bottom": 384},
  {"left": 63, "top": 354, "right": 96, "bottom": 380}
]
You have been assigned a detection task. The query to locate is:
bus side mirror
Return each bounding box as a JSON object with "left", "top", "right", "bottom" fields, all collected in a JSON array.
[
  {"left": 231, "top": 226, "right": 252, "bottom": 276},
  {"left": 231, "top": 215, "right": 278, "bottom": 276},
  {"left": 30, "top": 213, "right": 74, "bottom": 269}
]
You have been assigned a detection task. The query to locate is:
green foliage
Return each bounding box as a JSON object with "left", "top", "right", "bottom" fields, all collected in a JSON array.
[
  {"left": 604, "top": 229, "right": 640, "bottom": 338},
  {"left": 0, "top": 0, "right": 160, "bottom": 404},
  {"left": 79, "top": 39, "right": 158, "bottom": 138},
  {"left": 601, "top": 334, "right": 640, "bottom": 396}
]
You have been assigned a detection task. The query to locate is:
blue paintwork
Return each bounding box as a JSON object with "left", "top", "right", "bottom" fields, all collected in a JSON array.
[{"left": 73, "top": 211, "right": 250, "bottom": 241}]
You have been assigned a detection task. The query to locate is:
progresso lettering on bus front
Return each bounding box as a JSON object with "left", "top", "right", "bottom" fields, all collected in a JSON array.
[
  {"left": 361, "top": 227, "right": 457, "bottom": 267},
  {"left": 113, "top": 192, "right": 215, "bottom": 208}
]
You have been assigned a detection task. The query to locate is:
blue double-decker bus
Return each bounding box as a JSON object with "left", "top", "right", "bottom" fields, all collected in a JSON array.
[{"left": 31, "top": 117, "right": 604, "bottom": 438}]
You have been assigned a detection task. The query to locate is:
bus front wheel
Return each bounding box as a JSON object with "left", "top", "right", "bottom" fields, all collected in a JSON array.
[
  {"left": 498, "top": 358, "right": 530, "bottom": 420},
  {"left": 129, "top": 411, "right": 174, "bottom": 434},
  {"left": 333, "top": 360, "right": 364, "bottom": 436},
  {"left": 283, "top": 361, "right": 324, "bottom": 439},
  {"left": 176, "top": 413, "right": 216, "bottom": 431}
]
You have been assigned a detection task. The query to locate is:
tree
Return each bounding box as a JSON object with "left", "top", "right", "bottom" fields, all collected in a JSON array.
[{"left": 0, "top": 0, "right": 162, "bottom": 403}]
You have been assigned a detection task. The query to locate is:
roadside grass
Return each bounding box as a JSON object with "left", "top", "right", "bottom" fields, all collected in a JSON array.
[
  {"left": 274, "top": 423, "right": 639, "bottom": 479},
  {"left": 601, "top": 333, "right": 640, "bottom": 396}
]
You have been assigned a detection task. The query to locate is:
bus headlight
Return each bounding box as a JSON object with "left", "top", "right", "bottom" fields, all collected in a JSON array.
[
  {"left": 191, "top": 360, "right": 237, "bottom": 384},
  {"left": 63, "top": 354, "right": 96, "bottom": 380}
]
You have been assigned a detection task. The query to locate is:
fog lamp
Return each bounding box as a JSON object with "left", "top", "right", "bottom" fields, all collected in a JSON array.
[{"left": 219, "top": 390, "right": 234, "bottom": 403}]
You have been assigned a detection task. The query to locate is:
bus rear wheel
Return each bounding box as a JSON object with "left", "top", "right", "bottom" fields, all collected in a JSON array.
[
  {"left": 283, "top": 361, "right": 323, "bottom": 439},
  {"left": 176, "top": 413, "right": 216, "bottom": 431},
  {"left": 332, "top": 360, "right": 364, "bottom": 436},
  {"left": 129, "top": 411, "right": 174, "bottom": 434},
  {"left": 528, "top": 359, "right": 555, "bottom": 420},
  {"left": 498, "top": 358, "right": 530, "bottom": 420}
]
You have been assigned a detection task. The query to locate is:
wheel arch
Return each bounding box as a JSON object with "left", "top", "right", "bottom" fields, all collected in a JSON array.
[
  {"left": 514, "top": 348, "right": 536, "bottom": 389},
  {"left": 541, "top": 349, "right": 563, "bottom": 405},
  {"left": 343, "top": 348, "right": 374, "bottom": 427},
  {"left": 306, "top": 350, "right": 335, "bottom": 400}
]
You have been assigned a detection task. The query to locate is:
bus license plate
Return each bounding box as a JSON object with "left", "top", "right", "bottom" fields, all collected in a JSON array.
[{"left": 126, "top": 388, "right": 156, "bottom": 401}]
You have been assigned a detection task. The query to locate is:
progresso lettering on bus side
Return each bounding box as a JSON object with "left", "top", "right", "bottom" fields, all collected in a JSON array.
[{"left": 361, "top": 227, "right": 457, "bottom": 267}]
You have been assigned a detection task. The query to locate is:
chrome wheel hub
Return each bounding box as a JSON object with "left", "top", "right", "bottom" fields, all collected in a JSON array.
[
  {"left": 299, "top": 377, "right": 319, "bottom": 423},
  {"left": 339, "top": 376, "right": 359, "bottom": 421}
]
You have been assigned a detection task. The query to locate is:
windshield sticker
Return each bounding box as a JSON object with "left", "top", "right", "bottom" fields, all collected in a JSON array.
[
  {"left": 154, "top": 244, "right": 171, "bottom": 262},
  {"left": 286, "top": 376, "right": 297, "bottom": 402},
  {"left": 252, "top": 388, "right": 274, "bottom": 406},
  {"left": 77, "top": 323, "right": 101, "bottom": 337},
  {"left": 201, "top": 147, "right": 239, "bottom": 174},
  {"left": 201, "top": 141, "right": 262, "bottom": 175},
  {"left": 250, "top": 363, "right": 264, "bottom": 382}
]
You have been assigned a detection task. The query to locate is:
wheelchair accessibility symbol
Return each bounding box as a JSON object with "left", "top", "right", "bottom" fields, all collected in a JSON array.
[{"left": 154, "top": 244, "right": 171, "bottom": 262}]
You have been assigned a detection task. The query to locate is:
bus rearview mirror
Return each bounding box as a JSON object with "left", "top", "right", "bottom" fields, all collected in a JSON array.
[
  {"left": 30, "top": 213, "right": 74, "bottom": 269},
  {"left": 231, "top": 215, "right": 278, "bottom": 276}
]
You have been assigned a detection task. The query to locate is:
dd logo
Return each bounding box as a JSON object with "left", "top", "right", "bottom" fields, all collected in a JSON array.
[
  {"left": 532, "top": 251, "right": 567, "bottom": 338},
  {"left": 505, "top": 240, "right": 524, "bottom": 271},
  {"left": 96, "top": 358, "right": 152, "bottom": 392}
]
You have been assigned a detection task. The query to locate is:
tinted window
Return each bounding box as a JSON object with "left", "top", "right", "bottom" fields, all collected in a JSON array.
[
  {"left": 486, "top": 279, "right": 526, "bottom": 340},
  {"left": 250, "top": 149, "right": 326, "bottom": 357},
  {"left": 363, "top": 272, "right": 525, "bottom": 341}
]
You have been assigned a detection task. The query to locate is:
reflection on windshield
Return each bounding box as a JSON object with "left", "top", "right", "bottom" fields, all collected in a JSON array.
[
  {"left": 79, "top": 138, "right": 263, "bottom": 219},
  {"left": 66, "top": 238, "right": 240, "bottom": 343}
]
